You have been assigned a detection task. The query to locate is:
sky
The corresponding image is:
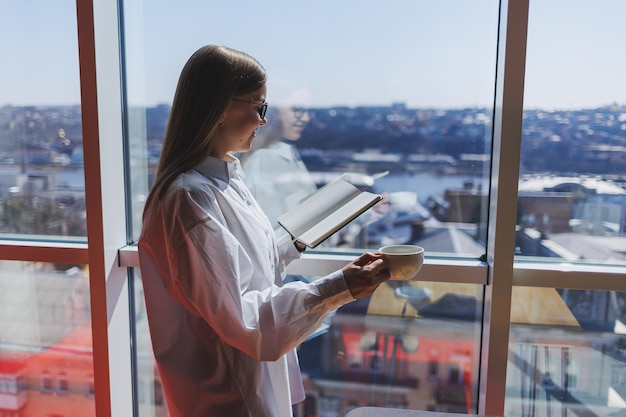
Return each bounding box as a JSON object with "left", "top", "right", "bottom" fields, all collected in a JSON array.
[{"left": 1, "top": 0, "right": 625, "bottom": 109}]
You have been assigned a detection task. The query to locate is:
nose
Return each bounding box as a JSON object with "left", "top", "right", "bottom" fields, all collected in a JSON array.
[{"left": 259, "top": 115, "right": 268, "bottom": 126}]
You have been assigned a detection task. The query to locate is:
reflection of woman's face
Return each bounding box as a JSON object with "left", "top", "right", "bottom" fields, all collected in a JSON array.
[{"left": 278, "top": 106, "right": 311, "bottom": 141}]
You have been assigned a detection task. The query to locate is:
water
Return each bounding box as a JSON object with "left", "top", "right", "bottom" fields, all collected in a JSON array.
[
  {"left": 18, "top": 168, "right": 484, "bottom": 208},
  {"left": 374, "top": 173, "right": 485, "bottom": 203},
  {"left": 56, "top": 169, "right": 85, "bottom": 190}
]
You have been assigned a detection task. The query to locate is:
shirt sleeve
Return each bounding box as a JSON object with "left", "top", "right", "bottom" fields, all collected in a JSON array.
[
  {"left": 155, "top": 190, "right": 355, "bottom": 362},
  {"left": 275, "top": 228, "right": 303, "bottom": 267}
]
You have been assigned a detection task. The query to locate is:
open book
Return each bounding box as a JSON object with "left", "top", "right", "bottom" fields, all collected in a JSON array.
[{"left": 277, "top": 177, "right": 383, "bottom": 248}]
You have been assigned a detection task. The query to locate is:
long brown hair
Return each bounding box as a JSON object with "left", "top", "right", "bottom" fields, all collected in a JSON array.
[{"left": 143, "top": 45, "right": 266, "bottom": 220}]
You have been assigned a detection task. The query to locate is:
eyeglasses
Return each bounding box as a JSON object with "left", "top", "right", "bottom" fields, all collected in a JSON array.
[
  {"left": 291, "top": 107, "right": 311, "bottom": 119},
  {"left": 231, "top": 98, "right": 268, "bottom": 120}
]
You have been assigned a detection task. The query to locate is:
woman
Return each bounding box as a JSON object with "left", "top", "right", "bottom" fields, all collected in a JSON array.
[{"left": 138, "top": 45, "right": 390, "bottom": 417}]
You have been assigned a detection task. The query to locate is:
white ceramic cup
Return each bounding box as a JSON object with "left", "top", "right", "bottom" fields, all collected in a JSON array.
[{"left": 379, "top": 244, "right": 425, "bottom": 281}]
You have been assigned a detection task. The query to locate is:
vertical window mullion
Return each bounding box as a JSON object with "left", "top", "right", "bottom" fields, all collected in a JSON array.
[
  {"left": 76, "top": 0, "right": 132, "bottom": 416},
  {"left": 75, "top": 1, "right": 111, "bottom": 415},
  {"left": 480, "top": 0, "right": 529, "bottom": 415}
]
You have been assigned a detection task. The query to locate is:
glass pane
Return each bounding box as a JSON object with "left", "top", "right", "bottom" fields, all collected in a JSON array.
[
  {"left": 123, "top": 2, "right": 497, "bottom": 415},
  {"left": 0, "top": 1, "right": 86, "bottom": 240},
  {"left": 297, "top": 280, "right": 483, "bottom": 415},
  {"left": 517, "top": 0, "right": 626, "bottom": 265},
  {"left": 0, "top": 261, "right": 94, "bottom": 416},
  {"left": 132, "top": 269, "right": 169, "bottom": 417},
  {"left": 506, "top": 286, "right": 626, "bottom": 417},
  {"left": 122, "top": 0, "right": 499, "bottom": 260},
  {"left": 133, "top": 265, "right": 483, "bottom": 416}
]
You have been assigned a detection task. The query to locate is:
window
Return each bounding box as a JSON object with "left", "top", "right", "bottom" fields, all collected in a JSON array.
[
  {"left": 0, "top": 1, "right": 625, "bottom": 417},
  {"left": 40, "top": 371, "right": 53, "bottom": 393},
  {"left": 427, "top": 348, "right": 441, "bottom": 380},
  {"left": 516, "top": 0, "right": 626, "bottom": 266},
  {"left": 57, "top": 371, "right": 69, "bottom": 395},
  {"left": 448, "top": 363, "right": 461, "bottom": 385},
  {"left": 0, "top": 2, "right": 95, "bottom": 415},
  {"left": 153, "top": 380, "right": 164, "bottom": 406},
  {"left": 504, "top": 1, "right": 626, "bottom": 416},
  {"left": 122, "top": 2, "right": 496, "bottom": 414},
  {"left": 0, "top": 0, "right": 85, "bottom": 241},
  {"left": 5, "top": 376, "right": 18, "bottom": 395},
  {"left": 17, "top": 375, "right": 26, "bottom": 392},
  {"left": 85, "top": 375, "right": 95, "bottom": 398},
  {"left": 428, "top": 359, "right": 439, "bottom": 380}
]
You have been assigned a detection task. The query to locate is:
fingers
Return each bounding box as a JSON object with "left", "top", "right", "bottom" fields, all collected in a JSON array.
[
  {"left": 353, "top": 253, "right": 388, "bottom": 275},
  {"left": 351, "top": 253, "right": 390, "bottom": 284},
  {"left": 364, "top": 258, "right": 386, "bottom": 275},
  {"left": 352, "top": 251, "right": 382, "bottom": 267}
]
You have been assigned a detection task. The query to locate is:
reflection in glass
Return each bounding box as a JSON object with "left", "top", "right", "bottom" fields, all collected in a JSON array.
[
  {"left": 0, "top": 261, "right": 94, "bottom": 416},
  {"left": 242, "top": 82, "right": 318, "bottom": 232},
  {"left": 517, "top": 1, "right": 626, "bottom": 265},
  {"left": 132, "top": 269, "right": 169, "bottom": 417},
  {"left": 506, "top": 287, "right": 626, "bottom": 417},
  {"left": 294, "top": 279, "right": 483, "bottom": 416},
  {"left": 133, "top": 267, "right": 483, "bottom": 417}
]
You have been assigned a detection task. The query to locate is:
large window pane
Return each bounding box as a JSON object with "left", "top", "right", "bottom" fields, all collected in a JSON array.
[
  {"left": 0, "top": 1, "right": 86, "bottom": 240},
  {"left": 133, "top": 266, "right": 483, "bottom": 417},
  {"left": 122, "top": 2, "right": 498, "bottom": 416},
  {"left": 517, "top": 0, "right": 626, "bottom": 265},
  {"left": 0, "top": 261, "right": 94, "bottom": 416},
  {"left": 506, "top": 286, "right": 626, "bottom": 417},
  {"left": 123, "top": 0, "right": 499, "bottom": 259}
]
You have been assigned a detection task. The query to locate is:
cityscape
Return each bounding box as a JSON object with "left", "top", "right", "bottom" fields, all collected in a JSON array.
[{"left": 1, "top": 102, "right": 626, "bottom": 417}]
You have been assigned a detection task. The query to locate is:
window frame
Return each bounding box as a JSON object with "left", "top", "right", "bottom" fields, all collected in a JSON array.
[
  {"left": 39, "top": 371, "right": 53, "bottom": 394},
  {"left": 56, "top": 372, "right": 70, "bottom": 395}
]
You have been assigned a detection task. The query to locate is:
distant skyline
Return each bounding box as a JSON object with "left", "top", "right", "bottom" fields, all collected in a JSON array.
[{"left": 1, "top": 0, "right": 625, "bottom": 110}]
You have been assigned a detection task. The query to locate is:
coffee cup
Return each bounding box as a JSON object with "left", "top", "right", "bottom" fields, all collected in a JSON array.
[{"left": 379, "top": 244, "right": 424, "bottom": 281}]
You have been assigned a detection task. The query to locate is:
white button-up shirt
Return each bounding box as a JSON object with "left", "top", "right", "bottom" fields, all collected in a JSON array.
[{"left": 138, "top": 155, "right": 354, "bottom": 417}]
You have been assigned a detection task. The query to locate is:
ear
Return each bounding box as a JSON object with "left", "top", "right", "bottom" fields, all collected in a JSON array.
[{"left": 218, "top": 108, "right": 229, "bottom": 127}]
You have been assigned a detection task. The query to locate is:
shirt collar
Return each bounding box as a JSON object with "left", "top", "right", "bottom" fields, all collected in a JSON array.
[{"left": 195, "top": 154, "right": 241, "bottom": 182}]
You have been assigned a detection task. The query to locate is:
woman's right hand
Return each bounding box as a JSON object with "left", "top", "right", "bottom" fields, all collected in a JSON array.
[{"left": 341, "top": 252, "right": 390, "bottom": 299}]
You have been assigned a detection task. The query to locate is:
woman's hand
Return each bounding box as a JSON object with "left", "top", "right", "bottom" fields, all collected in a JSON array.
[{"left": 341, "top": 252, "right": 390, "bottom": 299}]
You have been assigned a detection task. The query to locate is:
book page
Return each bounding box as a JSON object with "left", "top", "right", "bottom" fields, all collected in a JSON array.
[
  {"left": 277, "top": 179, "right": 360, "bottom": 236},
  {"left": 296, "top": 192, "right": 381, "bottom": 247}
]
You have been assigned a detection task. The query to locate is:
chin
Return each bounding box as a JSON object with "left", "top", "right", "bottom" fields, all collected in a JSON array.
[{"left": 239, "top": 140, "right": 254, "bottom": 153}]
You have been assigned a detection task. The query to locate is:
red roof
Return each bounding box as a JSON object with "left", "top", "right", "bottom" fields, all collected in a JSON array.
[
  {"left": 0, "top": 358, "right": 26, "bottom": 374},
  {"left": 27, "top": 323, "right": 93, "bottom": 369}
]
